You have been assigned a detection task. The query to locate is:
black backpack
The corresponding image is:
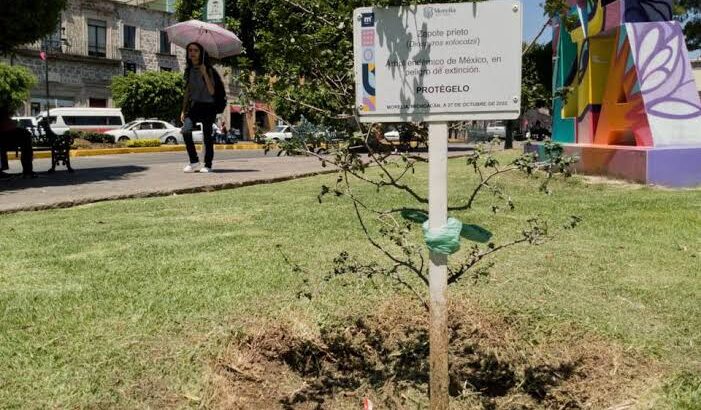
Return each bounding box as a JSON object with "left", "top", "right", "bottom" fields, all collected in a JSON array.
[
  {"left": 184, "top": 67, "right": 227, "bottom": 113},
  {"left": 211, "top": 68, "right": 227, "bottom": 113}
]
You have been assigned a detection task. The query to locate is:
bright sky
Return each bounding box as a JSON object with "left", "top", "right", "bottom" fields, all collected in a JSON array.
[{"left": 523, "top": 1, "right": 551, "bottom": 45}]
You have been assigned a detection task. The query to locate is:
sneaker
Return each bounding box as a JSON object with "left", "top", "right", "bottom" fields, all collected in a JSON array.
[
  {"left": 199, "top": 167, "right": 212, "bottom": 173},
  {"left": 183, "top": 162, "right": 201, "bottom": 173}
]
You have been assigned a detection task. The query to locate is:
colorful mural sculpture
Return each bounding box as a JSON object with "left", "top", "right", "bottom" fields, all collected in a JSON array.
[{"left": 548, "top": 0, "right": 701, "bottom": 186}]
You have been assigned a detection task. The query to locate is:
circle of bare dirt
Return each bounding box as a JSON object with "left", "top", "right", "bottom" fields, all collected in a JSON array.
[{"left": 206, "top": 298, "right": 658, "bottom": 409}]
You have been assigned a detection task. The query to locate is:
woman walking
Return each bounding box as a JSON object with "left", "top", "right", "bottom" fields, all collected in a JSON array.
[{"left": 180, "top": 42, "right": 225, "bottom": 173}]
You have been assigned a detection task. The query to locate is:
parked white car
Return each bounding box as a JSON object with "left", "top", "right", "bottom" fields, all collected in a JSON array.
[
  {"left": 486, "top": 121, "right": 506, "bottom": 139},
  {"left": 104, "top": 120, "right": 181, "bottom": 144},
  {"left": 384, "top": 128, "right": 400, "bottom": 142},
  {"left": 263, "top": 125, "right": 293, "bottom": 142},
  {"left": 189, "top": 122, "right": 220, "bottom": 143},
  {"left": 12, "top": 116, "right": 38, "bottom": 129}
]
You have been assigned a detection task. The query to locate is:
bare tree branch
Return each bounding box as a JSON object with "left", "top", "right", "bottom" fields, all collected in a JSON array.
[
  {"left": 279, "top": 0, "right": 335, "bottom": 26},
  {"left": 347, "top": 172, "right": 429, "bottom": 287},
  {"left": 452, "top": 166, "right": 519, "bottom": 211},
  {"left": 523, "top": 18, "right": 551, "bottom": 56}
]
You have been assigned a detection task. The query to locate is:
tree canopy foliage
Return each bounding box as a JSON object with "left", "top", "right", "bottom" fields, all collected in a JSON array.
[
  {"left": 111, "top": 71, "right": 185, "bottom": 122},
  {"left": 521, "top": 43, "right": 552, "bottom": 112},
  {"left": 675, "top": 0, "right": 700, "bottom": 51},
  {"left": 0, "top": 0, "right": 67, "bottom": 54},
  {"left": 0, "top": 63, "right": 37, "bottom": 115}
]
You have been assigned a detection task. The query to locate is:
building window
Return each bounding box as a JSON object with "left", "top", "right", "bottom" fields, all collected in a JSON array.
[
  {"left": 123, "top": 25, "right": 136, "bottom": 49},
  {"left": 89, "top": 98, "right": 107, "bottom": 108},
  {"left": 31, "top": 102, "right": 41, "bottom": 116},
  {"left": 160, "top": 66, "right": 172, "bottom": 72},
  {"left": 31, "top": 97, "right": 74, "bottom": 114},
  {"left": 124, "top": 62, "right": 137, "bottom": 75},
  {"left": 88, "top": 19, "right": 107, "bottom": 57},
  {"left": 159, "top": 31, "right": 170, "bottom": 54}
]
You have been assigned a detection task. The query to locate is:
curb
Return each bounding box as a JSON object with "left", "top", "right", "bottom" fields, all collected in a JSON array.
[
  {"left": 8, "top": 143, "right": 265, "bottom": 160},
  {"left": 0, "top": 168, "right": 339, "bottom": 215}
]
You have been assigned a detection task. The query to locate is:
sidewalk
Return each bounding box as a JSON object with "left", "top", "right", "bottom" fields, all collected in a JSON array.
[
  {"left": 0, "top": 153, "right": 331, "bottom": 214},
  {"left": 0, "top": 147, "right": 474, "bottom": 214}
]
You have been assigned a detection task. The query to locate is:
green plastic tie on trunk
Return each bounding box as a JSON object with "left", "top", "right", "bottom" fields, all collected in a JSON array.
[{"left": 422, "top": 217, "right": 463, "bottom": 255}]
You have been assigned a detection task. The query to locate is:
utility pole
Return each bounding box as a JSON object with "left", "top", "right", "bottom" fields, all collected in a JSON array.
[{"left": 42, "top": 27, "right": 69, "bottom": 121}]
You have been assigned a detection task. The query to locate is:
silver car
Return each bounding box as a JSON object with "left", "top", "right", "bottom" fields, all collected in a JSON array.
[{"left": 105, "top": 120, "right": 181, "bottom": 144}]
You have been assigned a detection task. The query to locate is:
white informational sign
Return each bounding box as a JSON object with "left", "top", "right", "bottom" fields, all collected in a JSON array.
[
  {"left": 353, "top": 1, "right": 523, "bottom": 122},
  {"left": 206, "top": 0, "right": 224, "bottom": 24}
]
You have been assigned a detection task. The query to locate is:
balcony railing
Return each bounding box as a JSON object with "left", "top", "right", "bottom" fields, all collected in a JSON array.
[{"left": 21, "top": 40, "right": 122, "bottom": 61}]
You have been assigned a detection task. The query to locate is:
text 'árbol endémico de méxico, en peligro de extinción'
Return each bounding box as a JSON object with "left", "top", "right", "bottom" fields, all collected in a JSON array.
[{"left": 384, "top": 27, "right": 504, "bottom": 76}]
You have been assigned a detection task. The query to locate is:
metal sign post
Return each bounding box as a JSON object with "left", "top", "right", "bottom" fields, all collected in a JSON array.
[
  {"left": 428, "top": 121, "right": 449, "bottom": 407},
  {"left": 353, "top": 2, "right": 522, "bottom": 408}
]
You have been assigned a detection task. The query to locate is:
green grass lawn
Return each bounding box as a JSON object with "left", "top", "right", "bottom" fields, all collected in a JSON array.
[{"left": 1, "top": 153, "right": 699, "bottom": 408}]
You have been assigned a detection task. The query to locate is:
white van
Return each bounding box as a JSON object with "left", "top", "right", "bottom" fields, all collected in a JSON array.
[
  {"left": 36, "top": 107, "right": 125, "bottom": 135},
  {"left": 12, "top": 116, "right": 40, "bottom": 137}
]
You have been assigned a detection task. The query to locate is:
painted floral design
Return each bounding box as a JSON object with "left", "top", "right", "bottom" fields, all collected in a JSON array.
[{"left": 630, "top": 22, "right": 701, "bottom": 120}]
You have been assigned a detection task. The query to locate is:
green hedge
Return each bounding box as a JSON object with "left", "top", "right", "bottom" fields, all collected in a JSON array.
[
  {"left": 123, "top": 139, "right": 161, "bottom": 148},
  {"left": 65, "top": 130, "right": 116, "bottom": 144}
]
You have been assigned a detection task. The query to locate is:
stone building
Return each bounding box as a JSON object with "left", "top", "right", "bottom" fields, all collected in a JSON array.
[
  {"left": 3, "top": 0, "right": 276, "bottom": 139},
  {"left": 3, "top": 0, "right": 186, "bottom": 116}
]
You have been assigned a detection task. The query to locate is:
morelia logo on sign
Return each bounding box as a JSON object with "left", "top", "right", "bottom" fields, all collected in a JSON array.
[
  {"left": 424, "top": 6, "right": 457, "bottom": 19},
  {"left": 361, "top": 12, "right": 375, "bottom": 27}
]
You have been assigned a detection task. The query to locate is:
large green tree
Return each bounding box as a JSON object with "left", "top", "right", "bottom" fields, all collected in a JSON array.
[
  {"left": 0, "top": 63, "right": 37, "bottom": 114},
  {"left": 676, "top": 0, "right": 700, "bottom": 51},
  {"left": 111, "top": 71, "right": 185, "bottom": 122},
  {"left": 520, "top": 42, "right": 552, "bottom": 113},
  {"left": 0, "top": 0, "right": 67, "bottom": 54}
]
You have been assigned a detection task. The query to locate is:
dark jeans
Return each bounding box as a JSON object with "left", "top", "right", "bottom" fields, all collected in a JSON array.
[
  {"left": 183, "top": 102, "right": 217, "bottom": 168},
  {"left": 0, "top": 127, "right": 33, "bottom": 174}
]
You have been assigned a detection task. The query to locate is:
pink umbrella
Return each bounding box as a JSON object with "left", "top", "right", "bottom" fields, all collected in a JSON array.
[{"left": 166, "top": 20, "right": 242, "bottom": 59}]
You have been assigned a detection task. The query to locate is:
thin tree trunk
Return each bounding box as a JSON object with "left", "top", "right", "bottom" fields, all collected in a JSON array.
[{"left": 504, "top": 120, "right": 515, "bottom": 150}]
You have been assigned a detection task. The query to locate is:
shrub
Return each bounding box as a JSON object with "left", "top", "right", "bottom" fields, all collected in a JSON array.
[
  {"left": 70, "top": 139, "right": 91, "bottom": 149},
  {"left": 0, "top": 63, "right": 37, "bottom": 114},
  {"left": 123, "top": 139, "right": 161, "bottom": 148},
  {"left": 64, "top": 130, "right": 115, "bottom": 144}
]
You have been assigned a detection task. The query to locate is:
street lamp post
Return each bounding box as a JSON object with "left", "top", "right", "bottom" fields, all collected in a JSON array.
[
  {"left": 43, "top": 48, "right": 51, "bottom": 120},
  {"left": 42, "top": 27, "right": 69, "bottom": 121}
]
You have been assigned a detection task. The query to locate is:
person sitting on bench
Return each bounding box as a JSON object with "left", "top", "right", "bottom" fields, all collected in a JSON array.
[{"left": 0, "top": 108, "right": 35, "bottom": 178}]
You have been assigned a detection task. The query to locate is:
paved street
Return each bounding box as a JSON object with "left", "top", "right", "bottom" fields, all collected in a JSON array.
[{"left": 0, "top": 145, "right": 475, "bottom": 213}]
